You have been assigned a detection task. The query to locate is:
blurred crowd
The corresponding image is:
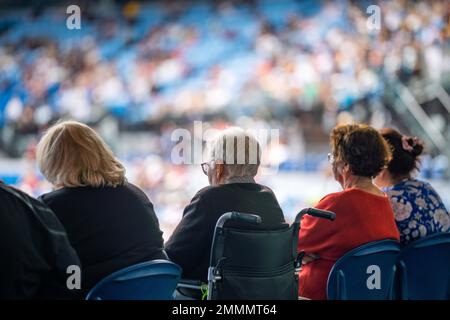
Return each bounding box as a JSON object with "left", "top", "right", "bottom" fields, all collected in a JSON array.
[
  {"left": 0, "top": 0, "right": 450, "bottom": 235},
  {"left": 1, "top": 0, "right": 449, "bottom": 131}
]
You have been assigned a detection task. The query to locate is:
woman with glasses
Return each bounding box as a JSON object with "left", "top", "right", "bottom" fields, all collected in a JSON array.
[
  {"left": 298, "top": 124, "right": 400, "bottom": 300},
  {"left": 165, "top": 127, "right": 286, "bottom": 287}
]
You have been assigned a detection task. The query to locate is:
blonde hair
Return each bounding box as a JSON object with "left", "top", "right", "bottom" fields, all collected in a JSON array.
[{"left": 36, "top": 121, "right": 126, "bottom": 188}]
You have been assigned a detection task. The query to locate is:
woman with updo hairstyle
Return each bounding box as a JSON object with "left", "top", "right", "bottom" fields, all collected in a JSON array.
[
  {"left": 297, "top": 124, "right": 400, "bottom": 300},
  {"left": 374, "top": 128, "right": 449, "bottom": 246}
]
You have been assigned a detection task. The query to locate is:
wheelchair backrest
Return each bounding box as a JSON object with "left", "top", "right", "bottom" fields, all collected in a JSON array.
[{"left": 208, "top": 223, "right": 298, "bottom": 300}]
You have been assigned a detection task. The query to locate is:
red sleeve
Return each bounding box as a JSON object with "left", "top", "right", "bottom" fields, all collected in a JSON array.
[{"left": 297, "top": 193, "right": 341, "bottom": 256}]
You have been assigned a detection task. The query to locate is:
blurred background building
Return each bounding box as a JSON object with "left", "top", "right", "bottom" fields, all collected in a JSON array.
[{"left": 0, "top": 0, "right": 449, "bottom": 238}]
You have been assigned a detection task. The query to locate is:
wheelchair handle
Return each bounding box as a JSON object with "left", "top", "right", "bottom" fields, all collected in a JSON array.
[
  {"left": 231, "top": 212, "right": 262, "bottom": 225},
  {"left": 216, "top": 212, "right": 262, "bottom": 228},
  {"left": 295, "top": 208, "right": 336, "bottom": 223},
  {"left": 305, "top": 208, "right": 336, "bottom": 220}
]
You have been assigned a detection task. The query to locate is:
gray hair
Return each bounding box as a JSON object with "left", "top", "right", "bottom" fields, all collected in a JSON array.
[{"left": 207, "top": 127, "right": 261, "bottom": 178}]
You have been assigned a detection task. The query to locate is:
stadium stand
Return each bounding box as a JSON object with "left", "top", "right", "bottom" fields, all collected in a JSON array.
[{"left": 0, "top": 1, "right": 449, "bottom": 301}]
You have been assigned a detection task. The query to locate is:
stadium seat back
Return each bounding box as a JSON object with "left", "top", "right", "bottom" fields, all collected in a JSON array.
[
  {"left": 327, "top": 240, "right": 401, "bottom": 300},
  {"left": 397, "top": 233, "right": 450, "bottom": 300},
  {"left": 85, "top": 260, "right": 181, "bottom": 300}
]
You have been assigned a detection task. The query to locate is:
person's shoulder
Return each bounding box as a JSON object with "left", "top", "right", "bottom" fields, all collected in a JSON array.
[
  {"left": 394, "top": 178, "right": 427, "bottom": 191},
  {"left": 255, "top": 183, "right": 283, "bottom": 203},
  {"left": 389, "top": 179, "right": 430, "bottom": 198},
  {"left": 316, "top": 189, "right": 371, "bottom": 210},
  {"left": 0, "top": 184, "right": 62, "bottom": 223},
  {"left": 192, "top": 185, "right": 220, "bottom": 199},
  {"left": 196, "top": 183, "right": 268, "bottom": 197},
  {"left": 123, "top": 182, "right": 148, "bottom": 197},
  {"left": 189, "top": 184, "right": 242, "bottom": 206},
  {"left": 317, "top": 190, "right": 346, "bottom": 204},
  {"left": 412, "top": 179, "right": 445, "bottom": 200},
  {"left": 39, "top": 187, "right": 71, "bottom": 205},
  {"left": 257, "top": 183, "right": 277, "bottom": 195},
  {"left": 180, "top": 186, "right": 217, "bottom": 219},
  {"left": 118, "top": 182, "right": 156, "bottom": 206},
  {"left": 312, "top": 190, "right": 343, "bottom": 211},
  {"left": 0, "top": 183, "right": 22, "bottom": 200},
  {"left": 412, "top": 178, "right": 435, "bottom": 191},
  {"left": 0, "top": 183, "right": 42, "bottom": 208}
]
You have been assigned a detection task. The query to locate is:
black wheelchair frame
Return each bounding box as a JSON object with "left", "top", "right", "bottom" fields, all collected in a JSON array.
[{"left": 177, "top": 208, "right": 335, "bottom": 300}]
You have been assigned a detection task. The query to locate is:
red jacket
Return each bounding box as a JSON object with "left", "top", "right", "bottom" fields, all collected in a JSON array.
[{"left": 298, "top": 188, "right": 400, "bottom": 300}]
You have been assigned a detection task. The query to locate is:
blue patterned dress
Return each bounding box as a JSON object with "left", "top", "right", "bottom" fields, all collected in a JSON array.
[{"left": 383, "top": 179, "right": 450, "bottom": 246}]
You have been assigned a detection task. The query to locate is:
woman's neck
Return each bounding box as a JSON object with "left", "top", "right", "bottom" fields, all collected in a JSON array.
[
  {"left": 344, "top": 175, "right": 383, "bottom": 195},
  {"left": 388, "top": 174, "right": 411, "bottom": 187},
  {"left": 344, "top": 176, "right": 372, "bottom": 189}
]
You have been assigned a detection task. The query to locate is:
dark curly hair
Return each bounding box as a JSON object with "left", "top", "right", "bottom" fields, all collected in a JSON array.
[
  {"left": 331, "top": 124, "right": 392, "bottom": 178},
  {"left": 379, "top": 128, "right": 424, "bottom": 178}
]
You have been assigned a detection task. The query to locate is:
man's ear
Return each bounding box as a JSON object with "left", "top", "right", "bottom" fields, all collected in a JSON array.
[{"left": 216, "top": 163, "right": 224, "bottom": 180}]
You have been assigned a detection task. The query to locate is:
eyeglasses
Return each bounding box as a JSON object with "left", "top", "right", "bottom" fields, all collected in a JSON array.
[
  {"left": 327, "top": 153, "right": 335, "bottom": 164},
  {"left": 201, "top": 161, "right": 213, "bottom": 175},
  {"left": 201, "top": 162, "right": 208, "bottom": 175}
]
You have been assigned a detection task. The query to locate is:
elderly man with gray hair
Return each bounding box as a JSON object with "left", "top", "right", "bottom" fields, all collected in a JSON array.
[{"left": 165, "top": 127, "right": 286, "bottom": 290}]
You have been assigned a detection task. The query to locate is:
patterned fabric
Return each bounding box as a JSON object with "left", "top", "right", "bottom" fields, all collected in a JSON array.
[{"left": 383, "top": 179, "right": 450, "bottom": 246}]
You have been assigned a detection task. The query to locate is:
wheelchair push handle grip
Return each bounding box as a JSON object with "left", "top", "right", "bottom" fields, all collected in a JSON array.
[
  {"left": 305, "top": 208, "right": 336, "bottom": 220},
  {"left": 230, "top": 212, "right": 262, "bottom": 225}
]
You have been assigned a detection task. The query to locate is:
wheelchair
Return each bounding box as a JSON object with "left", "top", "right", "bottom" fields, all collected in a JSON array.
[{"left": 177, "top": 208, "right": 335, "bottom": 300}]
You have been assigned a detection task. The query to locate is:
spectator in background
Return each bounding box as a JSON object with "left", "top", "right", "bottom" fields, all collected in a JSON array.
[
  {"left": 374, "top": 128, "right": 450, "bottom": 246},
  {"left": 0, "top": 181, "right": 80, "bottom": 299},
  {"left": 298, "top": 124, "right": 400, "bottom": 300},
  {"left": 37, "top": 121, "right": 167, "bottom": 298},
  {"left": 165, "top": 128, "right": 286, "bottom": 287}
]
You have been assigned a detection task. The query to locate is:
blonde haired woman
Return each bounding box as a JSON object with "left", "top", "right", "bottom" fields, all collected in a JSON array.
[{"left": 37, "top": 121, "right": 167, "bottom": 298}]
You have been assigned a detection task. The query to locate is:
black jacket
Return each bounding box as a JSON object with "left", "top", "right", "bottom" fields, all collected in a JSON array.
[
  {"left": 165, "top": 182, "right": 286, "bottom": 281},
  {"left": 0, "top": 183, "right": 80, "bottom": 299},
  {"left": 40, "top": 182, "right": 167, "bottom": 298}
]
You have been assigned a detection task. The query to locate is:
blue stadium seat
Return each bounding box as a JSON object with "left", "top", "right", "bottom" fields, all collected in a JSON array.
[
  {"left": 397, "top": 233, "right": 450, "bottom": 300},
  {"left": 85, "top": 259, "right": 182, "bottom": 300},
  {"left": 327, "top": 240, "right": 401, "bottom": 300}
]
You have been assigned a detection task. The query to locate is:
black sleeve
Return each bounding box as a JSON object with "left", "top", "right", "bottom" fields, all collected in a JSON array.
[
  {"left": 0, "top": 211, "right": 25, "bottom": 299},
  {"left": 165, "top": 189, "right": 213, "bottom": 276},
  {"left": 31, "top": 197, "right": 82, "bottom": 298},
  {"left": 127, "top": 184, "right": 166, "bottom": 256},
  {"left": 0, "top": 185, "right": 80, "bottom": 299}
]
